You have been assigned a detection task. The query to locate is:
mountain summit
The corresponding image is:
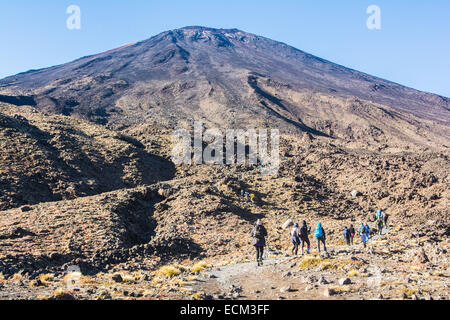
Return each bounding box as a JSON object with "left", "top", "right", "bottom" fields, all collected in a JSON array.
[{"left": 0, "top": 26, "right": 448, "bottom": 148}]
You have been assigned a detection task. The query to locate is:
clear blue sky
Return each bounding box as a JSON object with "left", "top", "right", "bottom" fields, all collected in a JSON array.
[{"left": 1, "top": 0, "right": 449, "bottom": 97}]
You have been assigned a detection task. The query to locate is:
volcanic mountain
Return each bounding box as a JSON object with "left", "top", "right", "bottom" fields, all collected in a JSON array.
[{"left": 0, "top": 26, "right": 448, "bottom": 150}]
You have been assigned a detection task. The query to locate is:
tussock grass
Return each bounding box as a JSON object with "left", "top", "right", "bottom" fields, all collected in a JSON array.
[
  {"left": 299, "top": 256, "right": 363, "bottom": 271},
  {"left": 80, "top": 276, "right": 100, "bottom": 286},
  {"left": 347, "top": 269, "right": 359, "bottom": 277},
  {"left": 298, "top": 257, "right": 325, "bottom": 269},
  {"left": 39, "top": 273, "right": 55, "bottom": 284},
  {"left": 191, "top": 261, "right": 210, "bottom": 273},
  {"left": 320, "top": 260, "right": 340, "bottom": 271},
  {"left": 54, "top": 288, "right": 65, "bottom": 297},
  {"left": 12, "top": 273, "right": 24, "bottom": 281},
  {"left": 192, "top": 291, "right": 204, "bottom": 300},
  {"left": 156, "top": 265, "right": 182, "bottom": 278},
  {"left": 329, "top": 285, "right": 354, "bottom": 294}
]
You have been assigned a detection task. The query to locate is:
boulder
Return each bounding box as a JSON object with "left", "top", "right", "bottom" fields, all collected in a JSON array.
[
  {"left": 350, "top": 190, "right": 361, "bottom": 197},
  {"left": 339, "top": 278, "right": 352, "bottom": 285},
  {"left": 112, "top": 274, "right": 123, "bottom": 283},
  {"left": 324, "top": 287, "right": 336, "bottom": 297},
  {"left": 280, "top": 286, "right": 292, "bottom": 293},
  {"left": 318, "top": 276, "right": 329, "bottom": 285}
]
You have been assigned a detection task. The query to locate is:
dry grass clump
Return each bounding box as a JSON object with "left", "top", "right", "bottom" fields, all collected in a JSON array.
[
  {"left": 54, "top": 288, "right": 67, "bottom": 297},
  {"left": 12, "top": 273, "right": 24, "bottom": 281},
  {"left": 39, "top": 273, "right": 55, "bottom": 284},
  {"left": 397, "top": 287, "right": 418, "bottom": 297},
  {"left": 156, "top": 265, "right": 182, "bottom": 277},
  {"left": 299, "top": 256, "right": 363, "bottom": 271},
  {"left": 192, "top": 291, "right": 205, "bottom": 300},
  {"left": 320, "top": 260, "right": 340, "bottom": 271},
  {"left": 80, "top": 275, "right": 100, "bottom": 286},
  {"left": 298, "top": 257, "right": 325, "bottom": 269},
  {"left": 191, "top": 261, "right": 210, "bottom": 273},
  {"left": 329, "top": 285, "right": 355, "bottom": 294},
  {"left": 347, "top": 269, "right": 359, "bottom": 277}
]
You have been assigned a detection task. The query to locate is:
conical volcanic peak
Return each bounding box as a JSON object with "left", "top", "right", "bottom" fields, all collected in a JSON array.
[{"left": 0, "top": 26, "right": 448, "bottom": 149}]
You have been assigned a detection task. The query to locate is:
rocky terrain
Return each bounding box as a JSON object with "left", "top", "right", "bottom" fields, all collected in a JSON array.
[{"left": 0, "top": 27, "right": 448, "bottom": 300}]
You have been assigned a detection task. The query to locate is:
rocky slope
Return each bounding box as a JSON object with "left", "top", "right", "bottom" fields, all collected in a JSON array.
[
  {"left": 0, "top": 103, "right": 174, "bottom": 210},
  {"left": 0, "top": 27, "right": 448, "bottom": 151},
  {"left": 0, "top": 106, "right": 448, "bottom": 299}
]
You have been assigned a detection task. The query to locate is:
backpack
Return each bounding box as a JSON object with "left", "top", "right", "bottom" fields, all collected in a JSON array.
[
  {"left": 360, "top": 226, "right": 367, "bottom": 234},
  {"left": 291, "top": 227, "right": 299, "bottom": 238},
  {"left": 376, "top": 210, "right": 383, "bottom": 219},
  {"left": 315, "top": 226, "right": 323, "bottom": 238},
  {"left": 254, "top": 226, "right": 264, "bottom": 239}
]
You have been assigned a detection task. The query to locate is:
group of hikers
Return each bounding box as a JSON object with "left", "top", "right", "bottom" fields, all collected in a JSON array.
[
  {"left": 240, "top": 190, "right": 256, "bottom": 203},
  {"left": 250, "top": 209, "right": 390, "bottom": 265}
]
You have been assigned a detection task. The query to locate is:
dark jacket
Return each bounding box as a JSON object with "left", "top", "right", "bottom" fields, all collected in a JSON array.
[
  {"left": 299, "top": 222, "right": 311, "bottom": 240},
  {"left": 344, "top": 228, "right": 351, "bottom": 239},
  {"left": 348, "top": 226, "right": 355, "bottom": 236},
  {"left": 251, "top": 225, "right": 267, "bottom": 246}
]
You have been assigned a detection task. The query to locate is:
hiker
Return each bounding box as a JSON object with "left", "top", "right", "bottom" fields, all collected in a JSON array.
[
  {"left": 240, "top": 190, "right": 244, "bottom": 197},
  {"left": 251, "top": 219, "right": 267, "bottom": 266},
  {"left": 348, "top": 224, "right": 356, "bottom": 245},
  {"left": 376, "top": 216, "right": 383, "bottom": 235},
  {"left": 290, "top": 223, "right": 300, "bottom": 256},
  {"left": 383, "top": 212, "right": 390, "bottom": 227},
  {"left": 245, "top": 191, "right": 250, "bottom": 202},
  {"left": 375, "top": 209, "right": 383, "bottom": 222},
  {"left": 314, "top": 222, "right": 327, "bottom": 253},
  {"left": 359, "top": 223, "right": 369, "bottom": 248},
  {"left": 299, "top": 220, "right": 311, "bottom": 255},
  {"left": 344, "top": 226, "right": 351, "bottom": 246},
  {"left": 250, "top": 193, "right": 256, "bottom": 203}
]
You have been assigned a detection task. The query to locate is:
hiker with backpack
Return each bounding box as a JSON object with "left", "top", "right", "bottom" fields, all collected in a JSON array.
[
  {"left": 314, "top": 222, "right": 327, "bottom": 253},
  {"left": 375, "top": 209, "right": 383, "bottom": 222},
  {"left": 290, "top": 223, "right": 301, "bottom": 256},
  {"left": 299, "top": 220, "right": 311, "bottom": 255},
  {"left": 251, "top": 219, "right": 268, "bottom": 266},
  {"left": 376, "top": 216, "right": 383, "bottom": 235},
  {"left": 348, "top": 224, "right": 355, "bottom": 245},
  {"left": 344, "top": 226, "right": 351, "bottom": 246},
  {"left": 359, "top": 223, "right": 370, "bottom": 248}
]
